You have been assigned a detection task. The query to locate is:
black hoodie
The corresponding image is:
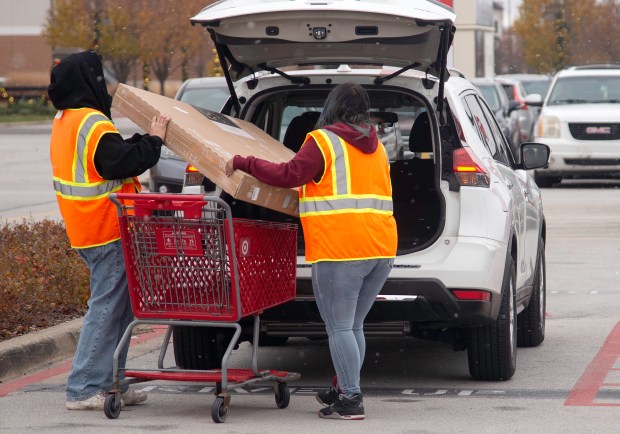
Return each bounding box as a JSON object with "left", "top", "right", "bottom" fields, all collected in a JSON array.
[{"left": 48, "top": 50, "right": 162, "bottom": 180}]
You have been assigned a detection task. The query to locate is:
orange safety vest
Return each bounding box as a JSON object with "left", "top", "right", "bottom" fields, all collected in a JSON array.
[
  {"left": 299, "top": 128, "right": 397, "bottom": 263},
  {"left": 50, "top": 108, "right": 141, "bottom": 249}
]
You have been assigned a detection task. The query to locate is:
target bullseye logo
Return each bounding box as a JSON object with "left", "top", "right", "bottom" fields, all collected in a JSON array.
[{"left": 241, "top": 238, "right": 250, "bottom": 256}]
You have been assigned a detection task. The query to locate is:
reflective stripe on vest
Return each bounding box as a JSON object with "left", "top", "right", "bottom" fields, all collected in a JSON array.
[
  {"left": 298, "top": 128, "right": 397, "bottom": 262},
  {"left": 52, "top": 178, "right": 127, "bottom": 199},
  {"left": 299, "top": 129, "right": 393, "bottom": 216},
  {"left": 50, "top": 108, "right": 140, "bottom": 248},
  {"left": 74, "top": 112, "right": 108, "bottom": 183},
  {"left": 52, "top": 112, "right": 126, "bottom": 198}
]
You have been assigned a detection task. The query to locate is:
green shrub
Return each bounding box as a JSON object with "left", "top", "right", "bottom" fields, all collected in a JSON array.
[
  {"left": 0, "top": 92, "right": 56, "bottom": 122},
  {"left": 0, "top": 219, "right": 90, "bottom": 341}
]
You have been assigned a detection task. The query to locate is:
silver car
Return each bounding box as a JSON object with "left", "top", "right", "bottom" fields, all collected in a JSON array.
[
  {"left": 148, "top": 76, "right": 229, "bottom": 192},
  {"left": 470, "top": 78, "right": 520, "bottom": 154}
]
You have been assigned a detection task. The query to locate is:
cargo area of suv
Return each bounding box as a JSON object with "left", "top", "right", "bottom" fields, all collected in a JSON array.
[
  {"left": 231, "top": 85, "right": 442, "bottom": 313},
  {"left": 221, "top": 86, "right": 441, "bottom": 250},
  {"left": 176, "top": 76, "right": 460, "bottom": 365}
]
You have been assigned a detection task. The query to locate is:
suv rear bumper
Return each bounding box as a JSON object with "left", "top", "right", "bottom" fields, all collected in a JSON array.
[{"left": 259, "top": 278, "right": 501, "bottom": 337}]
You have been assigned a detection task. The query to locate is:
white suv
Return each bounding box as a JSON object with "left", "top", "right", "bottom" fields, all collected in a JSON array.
[
  {"left": 178, "top": 0, "right": 550, "bottom": 381},
  {"left": 530, "top": 65, "right": 620, "bottom": 187}
]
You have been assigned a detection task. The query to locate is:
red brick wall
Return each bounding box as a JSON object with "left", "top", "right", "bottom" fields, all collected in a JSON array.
[
  {"left": 0, "top": 35, "right": 53, "bottom": 86},
  {"left": 0, "top": 34, "right": 211, "bottom": 96}
]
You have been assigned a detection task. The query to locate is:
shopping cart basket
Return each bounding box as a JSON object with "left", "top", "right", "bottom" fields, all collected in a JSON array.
[{"left": 105, "top": 193, "right": 299, "bottom": 422}]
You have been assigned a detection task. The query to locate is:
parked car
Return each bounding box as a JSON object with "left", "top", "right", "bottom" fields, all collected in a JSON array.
[
  {"left": 496, "top": 74, "right": 552, "bottom": 100},
  {"left": 148, "top": 76, "right": 229, "bottom": 192},
  {"left": 179, "top": 0, "right": 550, "bottom": 381},
  {"left": 529, "top": 65, "right": 620, "bottom": 187},
  {"left": 470, "top": 77, "right": 520, "bottom": 154},
  {"left": 494, "top": 76, "right": 535, "bottom": 146},
  {"left": 496, "top": 73, "right": 552, "bottom": 144}
]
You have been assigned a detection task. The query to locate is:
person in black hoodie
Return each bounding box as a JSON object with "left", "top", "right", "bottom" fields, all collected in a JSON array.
[
  {"left": 225, "top": 82, "right": 397, "bottom": 420},
  {"left": 48, "top": 50, "right": 170, "bottom": 410}
]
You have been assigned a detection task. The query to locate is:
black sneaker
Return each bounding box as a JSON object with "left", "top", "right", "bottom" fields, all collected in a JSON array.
[
  {"left": 316, "top": 386, "right": 340, "bottom": 407},
  {"left": 318, "top": 393, "right": 364, "bottom": 420}
]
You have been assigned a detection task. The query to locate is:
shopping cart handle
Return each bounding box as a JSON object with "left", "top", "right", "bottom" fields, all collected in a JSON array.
[{"left": 109, "top": 193, "right": 232, "bottom": 219}]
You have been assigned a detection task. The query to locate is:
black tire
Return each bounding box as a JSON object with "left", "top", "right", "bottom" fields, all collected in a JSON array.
[
  {"left": 173, "top": 326, "right": 234, "bottom": 370},
  {"left": 275, "top": 382, "right": 290, "bottom": 409},
  {"left": 467, "top": 252, "right": 517, "bottom": 381},
  {"left": 253, "top": 334, "right": 289, "bottom": 347},
  {"left": 104, "top": 394, "right": 121, "bottom": 419},
  {"left": 518, "top": 237, "right": 546, "bottom": 347},
  {"left": 211, "top": 396, "right": 228, "bottom": 423},
  {"left": 534, "top": 174, "right": 558, "bottom": 189}
]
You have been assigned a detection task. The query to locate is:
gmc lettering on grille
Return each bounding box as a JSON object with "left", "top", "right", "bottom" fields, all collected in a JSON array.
[{"left": 586, "top": 126, "right": 612, "bottom": 134}]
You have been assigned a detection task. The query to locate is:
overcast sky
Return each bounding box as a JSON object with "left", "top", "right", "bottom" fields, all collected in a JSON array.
[
  {"left": 505, "top": 0, "right": 522, "bottom": 25},
  {"left": 504, "top": 0, "right": 521, "bottom": 25}
]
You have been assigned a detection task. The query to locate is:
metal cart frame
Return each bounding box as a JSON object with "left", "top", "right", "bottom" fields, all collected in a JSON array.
[{"left": 105, "top": 193, "right": 299, "bottom": 422}]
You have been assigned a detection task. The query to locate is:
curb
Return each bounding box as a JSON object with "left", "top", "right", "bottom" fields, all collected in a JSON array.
[{"left": 0, "top": 317, "right": 82, "bottom": 382}]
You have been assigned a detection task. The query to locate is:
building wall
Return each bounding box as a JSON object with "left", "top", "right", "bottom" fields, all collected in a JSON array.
[
  {"left": 0, "top": 0, "right": 52, "bottom": 85},
  {"left": 0, "top": 0, "right": 207, "bottom": 94},
  {"left": 452, "top": 0, "right": 496, "bottom": 78},
  {"left": 493, "top": 0, "right": 504, "bottom": 39}
]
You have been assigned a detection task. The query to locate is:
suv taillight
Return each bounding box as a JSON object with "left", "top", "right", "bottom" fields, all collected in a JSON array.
[
  {"left": 184, "top": 164, "right": 205, "bottom": 187},
  {"left": 453, "top": 148, "right": 490, "bottom": 188}
]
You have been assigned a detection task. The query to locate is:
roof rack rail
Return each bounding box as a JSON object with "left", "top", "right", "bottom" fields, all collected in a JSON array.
[
  {"left": 569, "top": 64, "right": 620, "bottom": 70},
  {"left": 448, "top": 67, "right": 466, "bottom": 78}
]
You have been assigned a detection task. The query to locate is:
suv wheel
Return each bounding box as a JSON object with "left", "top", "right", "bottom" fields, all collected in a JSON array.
[
  {"left": 534, "top": 173, "right": 559, "bottom": 188},
  {"left": 466, "top": 252, "right": 517, "bottom": 381},
  {"left": 517, "top": 237, "right": 546, "bottom": 347},
  {"left": 252, "top": 334, "right": 289, "bottom": 346},
  {"left": 172, "top": 326, "right": 234, "bottom": 370}
]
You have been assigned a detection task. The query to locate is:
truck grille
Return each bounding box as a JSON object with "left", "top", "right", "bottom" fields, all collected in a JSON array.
[
  {"left": 569, "top": 123, "right": 620, "bottom": 140},
  {"left": 564, "top": 158, "right": 620, "bottom": 166}
]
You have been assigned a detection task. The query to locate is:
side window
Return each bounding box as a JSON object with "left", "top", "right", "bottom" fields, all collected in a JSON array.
[
  {"left": 251, "top": 102, "right": 271, "bottom": 133},
  {"left": 463, "top": 94, "right": 497, "bottom": 157},
  {"left": 280, "top": 106, "right": 322, "bottom": 152},
  {"left": 280, "top": 106, "right": 308, "bottom": 142},
  {"left": 500, "top": 84, "right": 512, "bottom": 101},
  {"left": 476, "top": 96, "right": 512, "bottom": 166}
]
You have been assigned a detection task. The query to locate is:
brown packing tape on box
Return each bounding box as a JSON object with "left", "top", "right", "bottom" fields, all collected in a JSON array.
[{"left": 112, "top": 83, "right": 299, "bottom": 216}]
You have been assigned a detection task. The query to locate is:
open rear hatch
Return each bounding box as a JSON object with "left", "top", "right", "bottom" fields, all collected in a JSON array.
[
  {"left": 189, "top": 0, "right": 457, "bottom": 254},
  {"left": 191, "top": 0, "right": 455, "bottom": 114}
]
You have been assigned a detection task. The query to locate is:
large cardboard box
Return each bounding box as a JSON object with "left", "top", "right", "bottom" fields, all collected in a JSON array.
[{"left": 112, "top": 84, "right": 299, "bottom": 216}]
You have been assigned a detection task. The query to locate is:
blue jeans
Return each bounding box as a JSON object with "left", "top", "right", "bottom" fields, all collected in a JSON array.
[
  {"left": 312, "top": 258, "right": 393, "bottom": 396},
  {"left": 66, "top": 240, "right": 134, "bottom": 401}
]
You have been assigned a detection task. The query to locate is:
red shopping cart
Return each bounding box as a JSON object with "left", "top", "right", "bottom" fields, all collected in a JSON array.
[{"left": 105, "top": 193, "right": 299, "bottom": 422}]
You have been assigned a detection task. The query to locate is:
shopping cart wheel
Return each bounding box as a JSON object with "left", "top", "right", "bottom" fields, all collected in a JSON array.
[
  {"left": 211, "top": 396, "right": 228, "bottom": 423},
  {"left": 274, "top": 381, "right": 290, "bottom": 409},
  {"left": 104, "top": 393, "right": 121, "bottom": 419}
]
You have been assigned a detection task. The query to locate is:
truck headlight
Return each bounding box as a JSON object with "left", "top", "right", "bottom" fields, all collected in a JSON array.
[{"left": 537, "top": 115, "right": 561, "bottom": 138}]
